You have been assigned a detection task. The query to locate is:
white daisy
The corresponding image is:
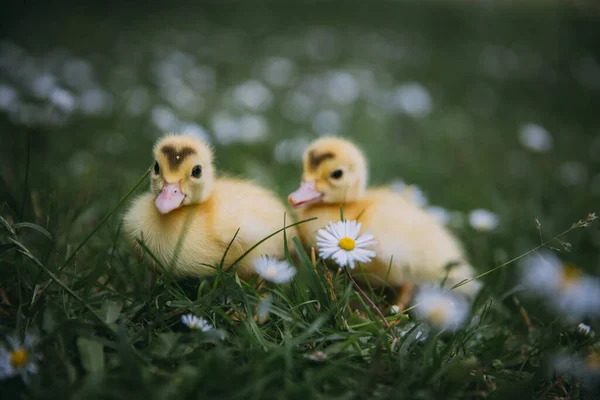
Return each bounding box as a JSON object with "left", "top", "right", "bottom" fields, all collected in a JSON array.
[
  {"left": 306, "top": 350, "right": 328, "bottom": 362},
  {"left": 181, "top": 314, "right": 213, "bottom": 332},
  {"left": 414, "top": 286, "right": 469, "bottom": 332},
  {"left": 253, "top": 256, "right": 296, "bottom": 284},
  {"left": 391, "top": 180, "right": 428, "bottom": 207},
  {"left": 426, "top": 206, "right": 452, "bottom": 225},
  {"left": 520, "top": 250, "right": 600, "bottom": 318},
  {"left": 468, "top": 209, "right": 499, "bottom": 231},
  {"left": 518, "top": 123, "right": 553, "bottom": 153},
  {"left": 0, "top": 334, "right": 39, "bottom": 382},
  {"left": 316, "top": 220, "right": 377, "bottom": 269},
  {"left": 578, "top": 323, "right": 592, "bottom": 337},
  {"left": 390, "top": 305, "right": 402, "bottom": 315},
  {"left": 406, "top": 185, "right": 428, "bottom": 207},
  {"left": 258, "top": 294, "right": 273, "bottom": 324}
]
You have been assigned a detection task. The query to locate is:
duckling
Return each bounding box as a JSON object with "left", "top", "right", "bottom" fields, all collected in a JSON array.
[
  {"left": 123, "top": 134, "right": 297, "bottom": 280},
  {"left": 288, "top": 137, "right": 481, "bottom": 308}
]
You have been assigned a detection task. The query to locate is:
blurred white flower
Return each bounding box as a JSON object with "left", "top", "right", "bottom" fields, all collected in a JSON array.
[
  {"left": 151, "top": 105, "right": 179, "bottom": 131},
  {"left": 0, "top": 334, "right": 39, "bottom": 382},
  {"left": 520, "top": 250, "right": 600, "bottom": 317},
  {"left": 391, "top": 179, "right": 407, "bottom": 192},
  {"left": 282, "top": 92, "right": 315, "bottom": 123},
  {"left": 258, "top": 294, "right": 273, "bottom": 324},
  {"left": 426, "top": 206, "right": 452, "bottom": 225},
  {"left": 211, "top": 112, "right": 240, "bottom": 145},
  {"left": 312, "top": 110, "right": 341, "bottom": 135},
  {"left": 327, "top": 71, "right": 359, "bottom": 104},
  {"left": 180, "top": 122, "right": 211, "bottom": 143},
  {"left": 186, "top": 65, "right": 216, "bottom": 93},
  {"left": 262, "top": 57, "right": 296, "bottom": 87},
  {"left": 557, "top": 161, "right": 587, "bottom": 187},
  {"left": 316, "top": 220, "right": 377, "bottom": 269},
  {"left": 306, "top": 350, "right": 328, "bottom": 361},
  {"left": 162, "top": 84, "right": 203, "bottom": 115},
  {"left": 391, "top": 180, "right": 428, "bottom": 207},
  {"left": 392, "top": 82, "right": 433, "bottom": 118},
  {"left": 578, "top": 323, "right": 592, "bottom": 337},
  {"left": 61, "top": 58, "right": 94, "bottom": 89},
  {"left": 239, "top": 114, "right": 269, "bottom": 143},
  {"left": 0, "top": 84, "right": 18, "bottom": 111},
  {"left": 553, "top": 350, "right": 600, "bottom": 384},
  {"left": 274, "top": 137, "right": 311, "bottom": 164},
  {"left": 103, "top": 133, "right": 128, "bottom": 155},
  {"left": 79, "top": 88, "right": 113, "bottom": 116},
  {"left": 414, "top": 286, "right": 469, "bottom": 332},
  {"left": 518, "top": 124, "right": 553, "bottom": 153},
  {"left": 181, "top": 314, "right": 213, "bottom": 331},
  {"left": 233, "top": 80, "right": 273, "bottom": 112},
  {"left": 126, "top": 86, "right": 150, "bottom": 117},
  {"left": 30, "top": 73, "right": 56, "bottom": 98},
  {"left": 405, "top": 185, "right": 428, "bottom": 207},
  {"left": 468, "top": 209, "right": 499, "bottom": 231},
  {"left": 254, "top": 256, "right": 297, "bottom": 284},
  {"left": 49, "top": 88, "right": 76, "bottom": 113}
]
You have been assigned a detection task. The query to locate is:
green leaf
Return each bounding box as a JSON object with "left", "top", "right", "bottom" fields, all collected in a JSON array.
[
  {"left": 76, "top": 337, "right": 104, "bottom": 373},
  {"left": 12, "top": 222, "right": 52, "bottom": 240},
  {"left": 101, "top": 300, "right": 123, "bottom": 324}
]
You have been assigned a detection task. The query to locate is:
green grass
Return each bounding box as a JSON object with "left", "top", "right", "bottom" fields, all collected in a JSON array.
[{"left": 1, "top": 1, "right": 600, "bottom": 398}]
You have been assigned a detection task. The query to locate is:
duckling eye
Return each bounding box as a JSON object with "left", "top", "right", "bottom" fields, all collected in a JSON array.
[
  {"left": 330, "top": 169, "right": 344, "bottom": 180},
  {"left": 153, "top": 161, "right": 160, "bottom": 175},
  {"left": 191, "top": 165, "right": 202, "bottom": 178}
]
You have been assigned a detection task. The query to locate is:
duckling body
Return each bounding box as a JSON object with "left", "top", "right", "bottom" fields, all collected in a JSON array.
[
  {"left": 289, "top": 137, "right": 481, "bottom": 304},
  {"left": 124, "top": 135, "right": 296, "bottom": 279},
  {"left": 296, "top": 189, "right": 473, "bottom": 291}
]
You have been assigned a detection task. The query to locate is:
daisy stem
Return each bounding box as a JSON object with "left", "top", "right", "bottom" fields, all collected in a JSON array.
[{"left": 344, "top": 267, "right": 397, "bottom": 339}]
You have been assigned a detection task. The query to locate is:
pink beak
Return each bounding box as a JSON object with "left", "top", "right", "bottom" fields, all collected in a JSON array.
[
  {"left": 288, "top": 181, "right": 323, "bottom": 208},
  {"left": 155, "top": 183, "right": 185, "bottom": 214}
]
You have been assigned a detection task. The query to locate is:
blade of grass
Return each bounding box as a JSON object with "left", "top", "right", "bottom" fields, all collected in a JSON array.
[
  {"left": 60, "top": 168, "right": 151, "bottom": 271},
  {"left": 344, "top": 265, "right": 397, "bottom": 339},
  {"left": 9, "top": 237, "right": 109, "bottom": 329},
  {"left": 451, "top": 222, "right": 586, "bottom": 291},
  {"left": 228, "top": 217, "right": 317, "bottom": 271},
  {"left": 220, "top": 228, "right": 241, "bottom": 269}
]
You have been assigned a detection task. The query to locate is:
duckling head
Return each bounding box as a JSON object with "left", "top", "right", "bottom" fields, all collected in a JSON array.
[
  {"left": 288, "top": 137, "right": 367, "bottom": 208},
  {"left": 151, "top": 134, "right": 215, "bottom": 214}
]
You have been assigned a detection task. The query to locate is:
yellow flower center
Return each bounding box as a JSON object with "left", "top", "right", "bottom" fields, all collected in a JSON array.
[
  {"left": 429, "top": 305, "right": 445, "bottom": 324},
  {"left": 338, "top": 237, "right": 356, "bottom": 251},
  {"left": 560, "top": 264, "right": 582, "bottom": 288},
  {"left": 265, "top": 266, "right": 278, "bottom": 277},
  {"left": 10, "top": 349, "right": 28, "bottom": 369}
]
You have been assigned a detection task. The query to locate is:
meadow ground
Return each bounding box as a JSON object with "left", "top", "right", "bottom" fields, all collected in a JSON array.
[{"left": 1, "top": 2, "right": 600, "bottom": 398}]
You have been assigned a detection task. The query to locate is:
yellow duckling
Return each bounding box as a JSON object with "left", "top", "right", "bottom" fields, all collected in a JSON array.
[
  {"left": 288, "top": 137, "right": 481, "bottom": 308},
  {"left": 123, "top": 134, "right": 297, "bottom": 280}
]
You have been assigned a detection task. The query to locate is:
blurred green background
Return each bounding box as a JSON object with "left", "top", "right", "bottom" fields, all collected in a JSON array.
[
  {"left": 1, "top": 2, "right": 600, "bottom": 398},
  {"left": 1, "top": 0, "right": 600, "bottom": 282}
]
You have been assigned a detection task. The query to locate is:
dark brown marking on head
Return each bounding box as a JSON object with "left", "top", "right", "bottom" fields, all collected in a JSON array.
[
  {"left": 309, "top": 151, "right": 335, "bottom": 170},
  {"left": 161, "top": 145, "right": 197, "bottom": 170}
]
